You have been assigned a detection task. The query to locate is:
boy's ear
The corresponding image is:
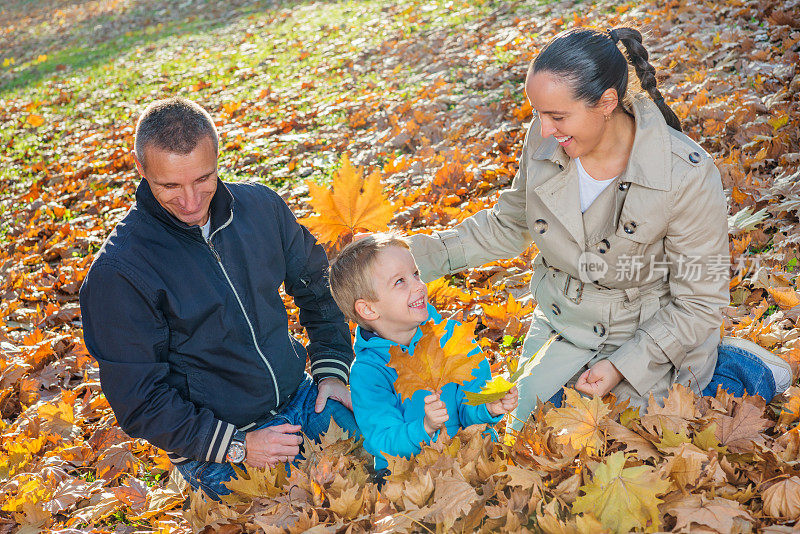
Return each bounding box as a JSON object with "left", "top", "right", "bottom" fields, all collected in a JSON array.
[{"left": 354, "top": 299, "right": 379, "bottom": 322}]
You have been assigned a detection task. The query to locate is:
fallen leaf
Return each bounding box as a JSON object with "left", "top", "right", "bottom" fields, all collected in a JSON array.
[
  {"left": 572, "top": 452, "right": 670, "bottom": 533},
  {"left": 762, "top": 476, "right": 800, "bottom": 518},
  {"left": 545, "top": 388, "right": 610, "bottom": 451}
]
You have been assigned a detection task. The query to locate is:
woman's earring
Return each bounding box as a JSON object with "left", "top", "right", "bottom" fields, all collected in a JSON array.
[{"left": 604, "top": 114, "right": 611, "bottom": 121}]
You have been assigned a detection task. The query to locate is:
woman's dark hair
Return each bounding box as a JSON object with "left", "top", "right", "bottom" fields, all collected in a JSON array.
[{"left": 529, "top": 27, "right": 682, "bottom": 132}]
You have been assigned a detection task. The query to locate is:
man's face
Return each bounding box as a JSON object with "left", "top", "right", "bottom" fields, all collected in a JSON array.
[{"left": 135, "top": 136, "right": 218, "bottom": 227}]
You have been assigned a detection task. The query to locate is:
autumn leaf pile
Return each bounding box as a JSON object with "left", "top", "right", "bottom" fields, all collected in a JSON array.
[{"left": 0, "top": 0, "right": 799, "bottom": 531}]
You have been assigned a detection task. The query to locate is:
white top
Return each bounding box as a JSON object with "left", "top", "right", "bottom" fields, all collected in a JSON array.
[
  {"left": 201, "top": 218, "right": 212, "bottom": 240},
  {"left": 576, "top": 157, "right": 616, "bottom": 213}
]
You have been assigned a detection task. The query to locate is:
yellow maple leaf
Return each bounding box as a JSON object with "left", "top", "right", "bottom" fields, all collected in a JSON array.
[
  {"left": 463, "top": 375, "right": 515, "bottom": 405},
  {"left": 299, "top": 153, "right": 394, "bottom": 244},
  {"left": 544, "top": 388, "right": 610, "bottom": 451},
  {"left": 464, "top": 335, "right": 555, "bottom": 406},
  {"left": 572, "top": 451, "right": 671, "bottom": 533},
  {"left": 388, "top": 319, "right": 481, "bottom": 401}
]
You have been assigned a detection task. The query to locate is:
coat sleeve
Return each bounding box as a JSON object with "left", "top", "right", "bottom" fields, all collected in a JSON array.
[
  {"left": 79, "top": 260, "right": 236, "bottom": 463},
  {"left": 349, "top": 360, "right": 432, "bottom": 464},
  {"left": 606, "top": 157, "right": 729, "bottom": 395},
  {"left": 408, "top": 126, "right": 535, "bottom": 283},
  {"left": 273, "top": 190, "right": 354, "bottom": 384},
  {"left": 456, "top": 355, "right": 503, "bottom": 427}
]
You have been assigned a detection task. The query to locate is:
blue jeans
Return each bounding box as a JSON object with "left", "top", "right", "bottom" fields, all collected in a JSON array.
[
  {"left": 548, "top": 342, "right": 775, "bottom": 407},
  {"left": 175, "top": 374, "right": 359, "bottom": 500}
]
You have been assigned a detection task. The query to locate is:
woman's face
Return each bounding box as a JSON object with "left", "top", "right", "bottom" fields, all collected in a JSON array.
[{"left": 525, "top": 71, "right": 607, "bottom": 160}]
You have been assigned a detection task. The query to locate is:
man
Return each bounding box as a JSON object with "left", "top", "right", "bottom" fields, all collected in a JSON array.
[{"left": 79, "top": 97, "right": 358, "bottom": 499}]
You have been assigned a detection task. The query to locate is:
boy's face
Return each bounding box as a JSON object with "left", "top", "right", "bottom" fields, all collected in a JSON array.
[{"left": 363, "top": 245, "right": 429, "bottom": 335}]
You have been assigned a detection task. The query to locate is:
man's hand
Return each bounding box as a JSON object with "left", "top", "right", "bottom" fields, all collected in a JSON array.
[
  {"left": 575, "top": 360, "right": 624, "bottom": 397},
  {"left": 314, "top": 377, "right": 353, "bottom": 413},
  {"left": 486, "top": 386, "right": 519, "bottom": 416},
  {"left": 423, "top": 392, "right": 449, "bottom": 435},
  {"left": 245, "top": 424, "right": 303, "bottom": 468}
]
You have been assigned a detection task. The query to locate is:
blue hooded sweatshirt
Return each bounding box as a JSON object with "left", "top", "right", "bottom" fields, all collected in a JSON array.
[{"left": 350, "top": 304, "right": 501, "bottom": 470}]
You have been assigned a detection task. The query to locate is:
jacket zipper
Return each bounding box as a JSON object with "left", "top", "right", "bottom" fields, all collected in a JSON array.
[{"left": 205, "top": 215, "right": 281, "bottom": 407}]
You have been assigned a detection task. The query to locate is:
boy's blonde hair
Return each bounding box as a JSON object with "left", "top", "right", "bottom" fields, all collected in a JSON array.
[{"left": 329, "top": 233, "right": 410, "bottom": 329}]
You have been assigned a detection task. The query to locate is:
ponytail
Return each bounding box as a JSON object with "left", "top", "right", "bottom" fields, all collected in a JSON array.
[
  {"left": 609, "top": 28, "right": 682, "bottom": 132},
  {"left": 530, "top": 27, "right": 682, "bottom": 132}
]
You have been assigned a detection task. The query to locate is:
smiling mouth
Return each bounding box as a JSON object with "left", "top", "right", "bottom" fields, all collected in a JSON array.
[
  {"left": 555, "top": 135, "right": 573, "bottom": 143},
  {"left": 409, "top": 296, "right": 426, "bottom": 308}
]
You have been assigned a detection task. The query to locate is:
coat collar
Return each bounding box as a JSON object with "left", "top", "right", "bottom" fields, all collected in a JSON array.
[
  {"left": 530, "top": 95, "right": 672, "bottom": 192},
  {"left": 135, "top": 177, "right": 235, "bottom": 239},
  {"left": 528, "top": 95, "right": 672, "bottom": 246}
]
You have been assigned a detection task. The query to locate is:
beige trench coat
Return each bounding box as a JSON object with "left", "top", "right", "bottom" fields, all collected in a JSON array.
[{"left": 409, "top": 95, "right": 730, "bottom": 429}]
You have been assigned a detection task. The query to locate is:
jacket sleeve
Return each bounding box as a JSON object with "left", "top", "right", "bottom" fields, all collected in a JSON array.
[
  {"left": 456, "top": 355, "right": 503, "bottom": 427},
  {"left": 606, "top": 157, "right": 729, "bottom": 395},
  {"left": 79, "top": 260, "right": 236, "bottom": 463},
  {"left": 408, "top": 125, "right": 535, "bottom": 283},
  {"left": 274, "top": 191, "right": 354, "bottom": 384},
  {"left": 350, "top": 360, "right": 432, "bottom": 463}
]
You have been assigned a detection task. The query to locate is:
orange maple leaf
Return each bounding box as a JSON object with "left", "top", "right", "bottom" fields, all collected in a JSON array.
[
  {"left": 481, "top": 294, "right": 535, "bottom": 330},
  {"left": 299, "top": 154, "right": 394, "bottom": 245},
  {"left": 767, "top": 286, "right": 800, "bottom": 310},
  {"left": 387, "top": 319, "right": 481, "bottom": 401}
]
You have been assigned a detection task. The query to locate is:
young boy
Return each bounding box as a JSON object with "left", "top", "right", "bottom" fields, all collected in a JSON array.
[{"left": 329, "top": 234, "right": 518, "bottom": 474}]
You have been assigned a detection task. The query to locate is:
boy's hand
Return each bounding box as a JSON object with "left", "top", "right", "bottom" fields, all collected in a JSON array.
[
  {"left": 423, "top": 392, "right": 448, "bottom": 435},
  {"left": 486, "top": 386, "right": 519, "bottom": 416},
  {"left": 575, "top": 360, "right": 623, "bottom": 397}
]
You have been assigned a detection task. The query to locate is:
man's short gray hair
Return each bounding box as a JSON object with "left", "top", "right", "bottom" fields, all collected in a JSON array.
[{"left": 134, "top": 97, "right": 219, "bottom": 171}]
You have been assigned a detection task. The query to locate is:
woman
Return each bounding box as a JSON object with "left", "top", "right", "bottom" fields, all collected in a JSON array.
[{"left": 407, "top": 27, "right": 790, "bottom": 430}]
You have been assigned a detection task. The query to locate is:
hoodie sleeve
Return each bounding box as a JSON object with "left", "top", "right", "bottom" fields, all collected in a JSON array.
[
  {"left": 79, "top": 260, "right": 236, "bottom": 464},
  {"left": 349, "top": 359, "right": 432, "bottom": 466}
]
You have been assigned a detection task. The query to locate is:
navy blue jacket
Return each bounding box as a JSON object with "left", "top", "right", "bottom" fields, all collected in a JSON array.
[{"left": 79, "top": 178, "right": 353, "bottom": 464}]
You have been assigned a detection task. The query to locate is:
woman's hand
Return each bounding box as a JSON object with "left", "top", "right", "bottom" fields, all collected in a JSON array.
[
  {"left": 486, "top": 386, "right": 519, "bottom": 416},
  {"left": 575, "top": 360, "right": 624, "bottom": 397},
  {"left": 423, "top": 392, "right": 449, "bottom": 435}
]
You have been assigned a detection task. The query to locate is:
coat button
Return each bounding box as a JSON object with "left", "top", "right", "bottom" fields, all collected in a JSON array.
[
  {"left": 593, "top": 323, "right": 606, "bottom": 337},
  {"left": 618, "top": 182, "right": 630, "bottom": 191},
  {"left": 689, "top": 152, "right": 701, "bottom": 163},
  {"left": 597, "top": 239, "right": 610, "bottom": 254},
  {"left": 624, "top": 221, "right": 637, "bottom": 234},
  {"left": 551, "top": 303, "right": 561, "bottom": 315},
  {"left": 533, "top": 219, "right": 548, "bottom": 234}
]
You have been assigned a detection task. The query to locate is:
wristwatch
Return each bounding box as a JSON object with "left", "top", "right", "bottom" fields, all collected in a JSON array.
[{"left": 226, "top": 430, "right": 247, "bottom": 463}]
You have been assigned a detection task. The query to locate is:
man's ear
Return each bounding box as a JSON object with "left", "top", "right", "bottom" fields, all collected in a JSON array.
[
  {"left": 354, "top": 299, "right": 378, "bottom": 322},
  {"left": 132, "top": 150, "right": 145, "bottom": 178},
  {"left": 597, "top": 87, "right": 619, "bottom": 117}
]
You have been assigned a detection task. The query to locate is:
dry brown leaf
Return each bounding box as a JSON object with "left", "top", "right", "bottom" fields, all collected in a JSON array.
[
  {"left": 712, "top": 396, "right": 770, "bottom": 453},
  {"left": 762, "top": 476, "right": 800, "bottom": 518},
  {"left": 666, "top": 494, "right": 754, "bottom": 533},
  {"left": 545, "top": 388, "right": 610, "bottom": 451},
  {"left": 641, "top": 384, "right": 699, "bottom": 435}
]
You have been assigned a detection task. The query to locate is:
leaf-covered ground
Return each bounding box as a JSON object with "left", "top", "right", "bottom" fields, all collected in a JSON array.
[{"left": 1, "top": 0, "right": 799, "bottom": 531}]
